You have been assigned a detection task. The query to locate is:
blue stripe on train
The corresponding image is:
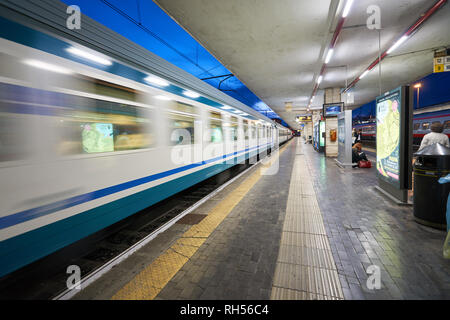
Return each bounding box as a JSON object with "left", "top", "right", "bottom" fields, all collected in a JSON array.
[{"left": 0, "top": 146, "right": 270, "bottom": 277}]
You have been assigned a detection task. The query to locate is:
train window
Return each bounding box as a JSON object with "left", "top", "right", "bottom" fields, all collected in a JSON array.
[
  {"left": 251, "top": 124, "right": 256, "bottom": 139},
  {"left": 64, "top": 75, "right": 138, "bottom": 102},
  {"left": 168, "top": 113, "right": 195, "bottom": 145},
  {"left": 210, "top": 111, "right": 222, "bottom": 119},
  {"left": 91, "top": 78, "right": 137, "bottom": 101},
  {"left": 170, "top": 102, "right": 198, "bottom": 115},
  {"left": 209, "top": 112, "right": 223, "bottom": 143},
  {"left": 244, "top": 120, "right": 249, "bottom": 140},
  {"left": 422, "top": 122, "right": 430, "bottom": 130},
  {"left": 445, "top": 120, "right": 450, "bottom": 129},
  {"left": 57, "top": 96, "right": 153, "bottom": 155},
  {"left": 413, "top": 123, "right": 420, "bottom": 130},
  {"left": 230, "top": 117, "right": 238, "bottom": 141}
]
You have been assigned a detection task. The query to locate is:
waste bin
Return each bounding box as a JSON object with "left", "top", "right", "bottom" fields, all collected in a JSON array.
[{"left": 413, "top": 143, "right": 450, "bottom": 229}]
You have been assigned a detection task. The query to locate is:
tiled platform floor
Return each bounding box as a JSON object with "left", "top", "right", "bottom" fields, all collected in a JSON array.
[
  {"left": 74, "top": 138, "right": 450, "bottom": 300},
  {"left": 305, "top": 141, "right": 450, "bottom": 299}
]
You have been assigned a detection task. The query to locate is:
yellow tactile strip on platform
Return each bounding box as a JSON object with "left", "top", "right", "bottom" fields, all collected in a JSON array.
[
  {"left": 111, "top": 144, "right": 290, "bottom": 300},
  {"left": 271, "top": 140, "right": 344, "bottom": 300}
]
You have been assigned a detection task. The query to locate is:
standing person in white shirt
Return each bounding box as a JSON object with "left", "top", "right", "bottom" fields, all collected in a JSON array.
[{"left": 419, "top": 122, "right": 450, "bottom": 150}]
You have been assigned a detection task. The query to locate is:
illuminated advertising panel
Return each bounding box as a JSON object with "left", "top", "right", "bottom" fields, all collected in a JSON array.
[
  {"left": 320, "top": 121, "right": 325, "bottom": 147},
  {"left": 376, "top": 88, "right": 401, "bottom": 187}
]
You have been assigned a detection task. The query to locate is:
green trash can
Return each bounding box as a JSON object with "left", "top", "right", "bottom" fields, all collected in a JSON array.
[{"left": 413, "top": 143, "right": 450, "bottom": 229}]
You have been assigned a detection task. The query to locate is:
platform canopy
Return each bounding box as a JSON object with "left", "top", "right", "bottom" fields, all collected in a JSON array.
[{"left": 154, "top": 0, "right": 450, "bottom": 129}]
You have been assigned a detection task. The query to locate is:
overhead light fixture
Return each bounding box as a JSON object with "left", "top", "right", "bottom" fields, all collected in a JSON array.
[
  {"left": 414, "top": 83, "right": 422, "bottom": 89},
  {"left": 66, "top": 47, "right": 112, "bottom": 66},
  {"left": 387, "top": 35, "right": 409, "bottom": 54},
  {"left": 183, "top": 90, "right": 200, "bottom": 98},
  {"left": 154, "top": 95, "right": 171, "bottom": 100},
  {"left": 24, "top": 59, "right": 72, "bottom": 74},
  {"left": 317, "top": 75, "right": 323, "bottom": 84},
  {"left": 325, "top": 48, "right": 334, "bottom": 64},
  {"left": 144, "top": 75, "right": 169, "bottom": 87},
  {"left": 220, "top": 105, "right": 233, "bottom": 110},
  {"left": 359, "top": 70, "right": 370, "bottom": 79},
  {"left": 342, "top": 0, "right": 354, "bottom": 18}
]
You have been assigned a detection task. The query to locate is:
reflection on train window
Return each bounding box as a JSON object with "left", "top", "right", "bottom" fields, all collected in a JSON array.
[
  {"left": 445, "top": 120, "right": 450, "bottom": 129},
  {"left": 57, "top": 99, "right": 152, "bottom": 154},
  {"left": 422, "top": 122, "right": 430, "bottom": 130},
  {"left": 168, "top": 113, "right": 195, "bottom": 145},
  {"left": 0, "top": 82, "right": 153, "bottom": 159},
  {"left": 413, "top": 123, "right": 420, "bottom": 130}
]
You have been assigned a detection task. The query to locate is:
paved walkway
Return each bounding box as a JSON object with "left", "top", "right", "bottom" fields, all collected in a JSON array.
[{"left": 73, "top": 138, "right": 450, "bottom": 300}]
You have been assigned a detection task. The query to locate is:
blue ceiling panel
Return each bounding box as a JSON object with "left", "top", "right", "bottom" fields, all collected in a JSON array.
[{"left": 60, "top": 0, "right": 287, "bottom": 126}]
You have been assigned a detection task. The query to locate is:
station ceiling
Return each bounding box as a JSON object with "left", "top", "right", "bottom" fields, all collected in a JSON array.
[{"left": 153, "top": 0, "right": 450, "bottom": 129}]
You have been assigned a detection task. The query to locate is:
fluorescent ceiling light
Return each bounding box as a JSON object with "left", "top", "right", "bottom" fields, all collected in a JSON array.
[
  {"left": 342, "top": 0, "right": 354, "bottom": 18},
  {"left": 66, "top": 47, "right": 112, "bottom": 66},
  {"left": 359, "top": 70, "right": 370, "bottom": 79},
  {"left": 317, "top": 75, "right": 323, "bottom": 84},
  {"left": 24, "top": 59, "right": 72, "bottom": 74},
  {"left": 144, "top": 75, "right": 169, "bottom": 87},
  {"left": 325, "top": 49, "right": 334, "bottom": 64},
  {"left": 183, "top": 90, "right": 200, "bottom": 98},
  {"left": 387, "top": 35, "right": 409, "bottom": 54},
  {"left": 154, "top": 95, "right": 171, "bottom": 100},
  {"left": 220, "top": 105, "right": 233, "bottom": 110}
]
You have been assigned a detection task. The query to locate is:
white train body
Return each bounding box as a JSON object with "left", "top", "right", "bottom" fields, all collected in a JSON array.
[{"left": 0, "top": 11, "right": 291, "bottom": 277}]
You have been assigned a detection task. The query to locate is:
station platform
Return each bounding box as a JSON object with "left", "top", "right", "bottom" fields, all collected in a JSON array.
[{"left": 72, "top": 138, "right": 450, "bottom": 300}]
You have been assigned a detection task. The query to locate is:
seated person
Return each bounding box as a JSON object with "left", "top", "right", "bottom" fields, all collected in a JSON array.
[{"left": 352, "top": 143, "right": 368, "bottom": 166}]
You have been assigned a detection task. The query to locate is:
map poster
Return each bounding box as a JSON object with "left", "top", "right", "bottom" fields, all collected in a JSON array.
[{"left": 376, "top": 88, "right": 402, "bottom": 188}]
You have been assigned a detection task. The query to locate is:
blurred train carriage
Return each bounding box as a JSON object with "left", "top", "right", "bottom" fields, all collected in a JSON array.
[
  {"left": 353, "top": 105, "right": 450, "bottom": 149},
  {"left": 0, "top": 14, "right": 291, "bottom": 278}
]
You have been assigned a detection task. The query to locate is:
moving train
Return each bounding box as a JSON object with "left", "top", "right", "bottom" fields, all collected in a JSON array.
[
  {"left": 0, "top": 12, "right": 291, "bottom": 277},
  {"left": 353, "top": 106, "right": 450, "bottom": 147}
]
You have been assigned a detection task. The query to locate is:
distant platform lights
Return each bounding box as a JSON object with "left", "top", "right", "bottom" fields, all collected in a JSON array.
[
  {"left": 386, "top": 35, "right": 409, "bottom": 54},
  {"left": 317, "top": 75, "right": 323, "bottom": 85},
  {"left": 325, "top": 49, "right": 334, "bottom": 64},
  {"left": 342, "top": 0, "right": 355, "bottom": 18}
]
